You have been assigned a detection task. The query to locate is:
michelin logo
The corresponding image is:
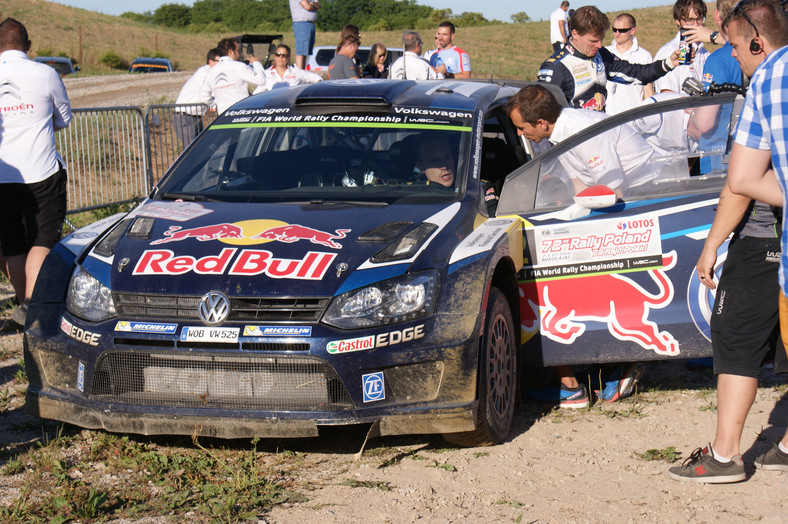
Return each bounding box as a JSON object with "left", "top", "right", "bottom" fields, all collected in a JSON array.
[
  {"left": 243, "top": 326, "right": 312, "bottom": 337},
  {"left": 115, "top": 321, "right": 178, "bottom": 334}
]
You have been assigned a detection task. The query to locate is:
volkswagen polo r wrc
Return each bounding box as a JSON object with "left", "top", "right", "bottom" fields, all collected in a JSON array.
[{"left": 25, "top": 79, "right": 741, "bottom": 445}]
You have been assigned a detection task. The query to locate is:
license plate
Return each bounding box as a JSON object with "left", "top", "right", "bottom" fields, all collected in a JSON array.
[{"left": 180, "top": 326, "right": 239, "bottom": 343}]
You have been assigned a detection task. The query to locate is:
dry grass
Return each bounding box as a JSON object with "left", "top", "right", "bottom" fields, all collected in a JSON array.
[{"left": 1, "top": 1, "right": 712, "bottom": 79}]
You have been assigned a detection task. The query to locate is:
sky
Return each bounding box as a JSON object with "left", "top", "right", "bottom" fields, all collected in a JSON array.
[{"left": 52, "top": 1, "right": 671, "bottom": 23}]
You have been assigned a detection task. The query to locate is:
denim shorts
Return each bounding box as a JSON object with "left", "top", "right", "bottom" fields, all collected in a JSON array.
[{"left": 292, "top": 21, "right": 316, "bottom": 56}]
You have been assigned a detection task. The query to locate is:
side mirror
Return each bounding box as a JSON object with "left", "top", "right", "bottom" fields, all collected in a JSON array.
[{"left": 553, "top": 184, "right": 618, "bottom": 220}]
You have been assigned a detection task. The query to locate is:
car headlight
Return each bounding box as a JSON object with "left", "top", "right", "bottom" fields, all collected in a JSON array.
[
  {"left": 66, "top": 266, "right": 116, "bottom": 322},
  {"left": 323, "top": 270, "right": 438, "bottom": 329}
]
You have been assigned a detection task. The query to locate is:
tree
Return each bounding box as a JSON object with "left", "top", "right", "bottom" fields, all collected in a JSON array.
[
  {"left": 510, "top": 11, "right": 530, "bottom": 24},
  {"left": 121, "top": 11, "right": 152, "bottom": 24},
  {"left": 152, "top": 3, "right": 191, "bottom": 28},
  {"left": 190, "top": 0, "right": 223, "bottom": 25}
]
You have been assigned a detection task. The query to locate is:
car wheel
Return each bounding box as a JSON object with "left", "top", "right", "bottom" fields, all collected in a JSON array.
[{"left": 444, "top": 287, "right": 517, "bottom": 447}]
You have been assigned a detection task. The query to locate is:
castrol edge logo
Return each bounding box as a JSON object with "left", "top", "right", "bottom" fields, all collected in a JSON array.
[{"left": 326, "top": 325, "right": 425, "bottom": 354}]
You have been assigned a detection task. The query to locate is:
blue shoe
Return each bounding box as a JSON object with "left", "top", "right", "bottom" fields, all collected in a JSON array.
[
  {"left": 595, "top": 363, "right": 645, "bottom": 402},
  {"left": 524, "top": 384, "right": 589, "bottom": 409}
]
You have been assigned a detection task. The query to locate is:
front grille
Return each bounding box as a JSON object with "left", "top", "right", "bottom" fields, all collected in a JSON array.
[
  {"left": 114, "top": 293, "right": 330, "bottom": 322},
  {"left": 88, "top": 351, "right": 352, "bottom": 411}
]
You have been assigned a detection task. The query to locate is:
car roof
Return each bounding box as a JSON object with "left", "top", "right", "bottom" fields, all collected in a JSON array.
[
  {"left": 34, "top": 56, "right": 70, "bottom": 62},
  {"left": 131, "top": 57, "right": 172, "bottom": 64},
  {"left": 232, "top": 79, "right": 518, "bottom": 114}
]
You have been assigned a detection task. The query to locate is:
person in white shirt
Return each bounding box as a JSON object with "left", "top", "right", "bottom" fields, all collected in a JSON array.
[
  {"left": 199, "top": 38, "right": 266, "bottom": 115},
  {"left": 252, "top": 44, "right": 321, "bottom": 94},
  {"left": 506, "top": 83, "right": 653, "bottom": 406},
  {"left": 0, "top": 18, "right": 72, "bottom": 321},
  {"left": 550, "top": 1, "right": 570, "bottom": 53},
  {"left": 605, "top": 14, "right": 654, "bottom": 114},
  {"left": 173, "top": 48, "right": 219, "bottom": 146},
  {"left": 390, "top": 31, "right": 443, "bottom": 80},
  {"left": 653, "top": 0, "right": 709, "bottom": 93}
]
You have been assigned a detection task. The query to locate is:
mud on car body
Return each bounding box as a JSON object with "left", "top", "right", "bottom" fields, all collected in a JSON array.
[{"left": 25, "top": 80, "right": 738, "bottom": 445}]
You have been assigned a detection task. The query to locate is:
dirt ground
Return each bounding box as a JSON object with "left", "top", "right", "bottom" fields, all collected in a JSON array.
[
  {"left": 2, "top": 301, "right": 787, "bottom": 523},
  {"left": 2, "top": 74, "right": 787, "bottom": 522}
]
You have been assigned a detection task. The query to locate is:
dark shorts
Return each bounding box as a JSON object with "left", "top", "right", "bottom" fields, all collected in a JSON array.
[
  {"left": 0, "top": 166, "right": 67, "bottom": 256},
  {"left": 711, "top": 235, "right": 783, "bottom": 377},
  {"left": 292, "top": 21, "right": 316, "bottom": 56}
]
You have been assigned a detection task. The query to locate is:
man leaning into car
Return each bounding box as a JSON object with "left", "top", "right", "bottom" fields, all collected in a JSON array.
[
  {"left": 0, "top": 17, "right": 72, "bottom": 326},
  {"left": 506, "top": 84, "right": 653, "bottom": 407}
]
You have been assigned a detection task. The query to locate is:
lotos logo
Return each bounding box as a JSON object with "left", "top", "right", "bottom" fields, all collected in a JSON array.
[
  {"left": 520, "top": 251, "right": 679, "bottom": 355},
  {"left": 151, "top": 223, "right": 244, "bottom": 244},
  {"left": 133, "top": 248, "right": 335, "bottom": 280},
  {"left": 150, "top": 219, "right": 350, "bottom": 249},
  {"left": 617, "top": 218, "right": 655, "bottom": 231}
]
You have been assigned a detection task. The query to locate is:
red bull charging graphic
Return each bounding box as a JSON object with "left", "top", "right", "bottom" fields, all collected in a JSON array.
[
  {"left": 519, "top": 215, "right": 680, "bottom": 356},
  {"left": 149, "top": 219, "right": 350, "bottom": 249}
]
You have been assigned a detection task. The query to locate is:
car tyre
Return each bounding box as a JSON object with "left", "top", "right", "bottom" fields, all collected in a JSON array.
[{"left": 444, "top": 287, "right": 517, "bottom": 447}]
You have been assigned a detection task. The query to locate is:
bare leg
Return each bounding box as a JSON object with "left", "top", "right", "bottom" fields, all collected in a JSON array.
[
  {"left": 556, "top": 365, "right": 579, "bottom": 388},
  {"left": 295, "top": 55, "right": 305, "bottom": 69},
  {"left": 6, "top": 254, "right": 26, "bottom": 304},
  {"left": 712, "top": 373, "right": 758, "bottom": 458},
  {"left": 24, "top": 246, "right": 50, "bottom": 300}
]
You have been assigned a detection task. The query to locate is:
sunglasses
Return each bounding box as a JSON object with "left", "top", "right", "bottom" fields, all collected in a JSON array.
[
  {"left": 723, "top": 0, "right": 760, "bottom": 36},
  {"left": 274, "top": 53, "right": 290, "bottom": 57},
  {"left": 611, "top": 27, "right": 633, "bottom": 33}
]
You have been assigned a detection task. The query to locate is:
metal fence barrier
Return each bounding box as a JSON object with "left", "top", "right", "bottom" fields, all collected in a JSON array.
[{"left": 57, "top": 103, "right": 214, "bottom": 216}]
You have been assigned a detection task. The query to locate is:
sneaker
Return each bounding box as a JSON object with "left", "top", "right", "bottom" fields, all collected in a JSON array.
[
  {"left": 594, "top": 362, "right": 645, "bottom": 402},
  {"left": 9, "top": 301, "right": 28, "bottom": 328},
  {"left": 523, "top": 383, "right": 589, "bottom": 409},
  {"left": 667, "top": 444, "right": 745, "bottom": 483},
  {"left": 754, "top": 443, "right": 788, "bottom": 472}
]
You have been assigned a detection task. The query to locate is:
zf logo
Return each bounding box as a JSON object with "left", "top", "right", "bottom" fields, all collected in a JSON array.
[{"left": 362, "top": 372, "right": 385, "bottom": 403}]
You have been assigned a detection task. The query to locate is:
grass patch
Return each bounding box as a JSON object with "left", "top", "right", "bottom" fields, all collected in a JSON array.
[
  {"left": 0, "top": 432, "right": 307, "bottom": 522},
  {"left": 340, "top": 478, "right": 393, "bottom": 491},
  {"left": 637, "top": 447, "right": 681, "bottom": 463}
]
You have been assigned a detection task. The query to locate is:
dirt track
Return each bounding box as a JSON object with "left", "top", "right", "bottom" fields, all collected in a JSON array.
[{"left": 64, "top": 72, "right": 192, "bottom": 108}]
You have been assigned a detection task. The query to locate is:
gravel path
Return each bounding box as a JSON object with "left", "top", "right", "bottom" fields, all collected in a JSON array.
[{"left": 63, "top": 72, "right": 193, "bottom": 108}]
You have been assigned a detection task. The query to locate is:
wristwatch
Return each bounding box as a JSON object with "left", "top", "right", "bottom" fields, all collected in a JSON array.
[{"left": 710, "top": 31, "right": 719, "bottom": 44}]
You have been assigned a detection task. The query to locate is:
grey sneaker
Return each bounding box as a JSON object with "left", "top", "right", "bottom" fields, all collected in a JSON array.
[
  {"left": 9, "top": 301, "right": 28, "bottom": 328},
  {"left": 668, "top": 444, "right": 745, "bottom": 483},
  {"left": 754, "top": 444, "right": 788, "bottom": 472}
]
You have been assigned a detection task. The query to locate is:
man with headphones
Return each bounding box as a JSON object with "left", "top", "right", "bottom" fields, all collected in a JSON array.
[{"left": 671, "top": 0, "right": 788, "bottom": 483}]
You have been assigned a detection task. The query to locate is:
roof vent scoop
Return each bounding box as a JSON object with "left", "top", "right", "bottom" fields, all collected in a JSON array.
[{"left": 356, "top": 222, "right": 413, "bottom": 243}]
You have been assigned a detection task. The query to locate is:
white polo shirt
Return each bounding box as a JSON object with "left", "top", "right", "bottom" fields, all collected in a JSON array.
[
  {"left": 252, "top": 65, "right": 322, "bottom": 94},
  {"left": 0, "top": 50, "right": 72, "bottom": 184},
  {"left": 389, "top": 52, "right": 443, "bottom": 80},
  {"left": 605, "top": 37, "right": 654, "bottom": 115},
  {"left": 653, "top": 31, "right": 708, "bottom": 94},
  {"left": 199, "top": 56, "right": 266, "bottom": 114},
  {"left": 175, "top": 64, "right": 211, "bottom": 115},
  {"left": 549, "top": 108, "right": 654, "bottom": 190}
]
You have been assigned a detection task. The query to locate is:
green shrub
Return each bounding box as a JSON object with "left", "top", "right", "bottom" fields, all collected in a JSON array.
[{"left": 99, "top": 50, "right": 128, "bottom": 70}]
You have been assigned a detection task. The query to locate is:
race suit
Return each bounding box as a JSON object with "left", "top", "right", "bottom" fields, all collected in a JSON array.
[{"left": 538, "top": 42, "right": 674, "bottom": 111}]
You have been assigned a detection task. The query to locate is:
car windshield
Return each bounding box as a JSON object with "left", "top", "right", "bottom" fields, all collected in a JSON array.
[
  {"left": 156, "top": 106, "right": 472, "bottom": 204},
  {"left": 38, "top": 59, "right": 72, "bottom": 75}
]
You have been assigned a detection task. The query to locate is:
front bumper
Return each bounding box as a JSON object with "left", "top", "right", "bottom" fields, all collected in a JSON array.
[{"left": 25, "top": 305, "right": 483, "bottom": 439}]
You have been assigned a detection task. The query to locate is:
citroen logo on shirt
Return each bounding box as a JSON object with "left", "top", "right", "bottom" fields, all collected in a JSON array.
[
  {"left": 0, "top": 80, "right": 21, "bottom": 101},
  {"left": 198, "top": 291, "right": 231, "bottom": 325}
]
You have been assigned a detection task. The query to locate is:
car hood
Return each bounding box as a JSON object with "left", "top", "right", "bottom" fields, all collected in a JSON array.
[{"left": 102, "top": 200, "right": 463, "bottom": 298}]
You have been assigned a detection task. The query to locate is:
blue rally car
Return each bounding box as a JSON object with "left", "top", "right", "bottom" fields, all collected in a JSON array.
[{"left": 25, "top": 79, "right": 740, "bottom": 445}]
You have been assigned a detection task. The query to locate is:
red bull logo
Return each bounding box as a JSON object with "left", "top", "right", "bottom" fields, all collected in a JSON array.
[
  {"left": 519, "top": 251, "right": 679, "bottom": 355},
  {"left": 151, "top": 223, "right": 244, "bottom": 245},
  {"left": 133, "top": 248, "right": 335, "bottom": 280},
  {"left": 251, "top": 225, "right": 350, "bottom": 249},
  {"left": 149, "top": 220, "right": 350, "bottom": 249}
]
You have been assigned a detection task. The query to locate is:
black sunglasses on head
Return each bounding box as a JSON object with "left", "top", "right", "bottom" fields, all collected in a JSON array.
[{"left": 723, "top": 0, "right": 761, "bottom": 37}]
